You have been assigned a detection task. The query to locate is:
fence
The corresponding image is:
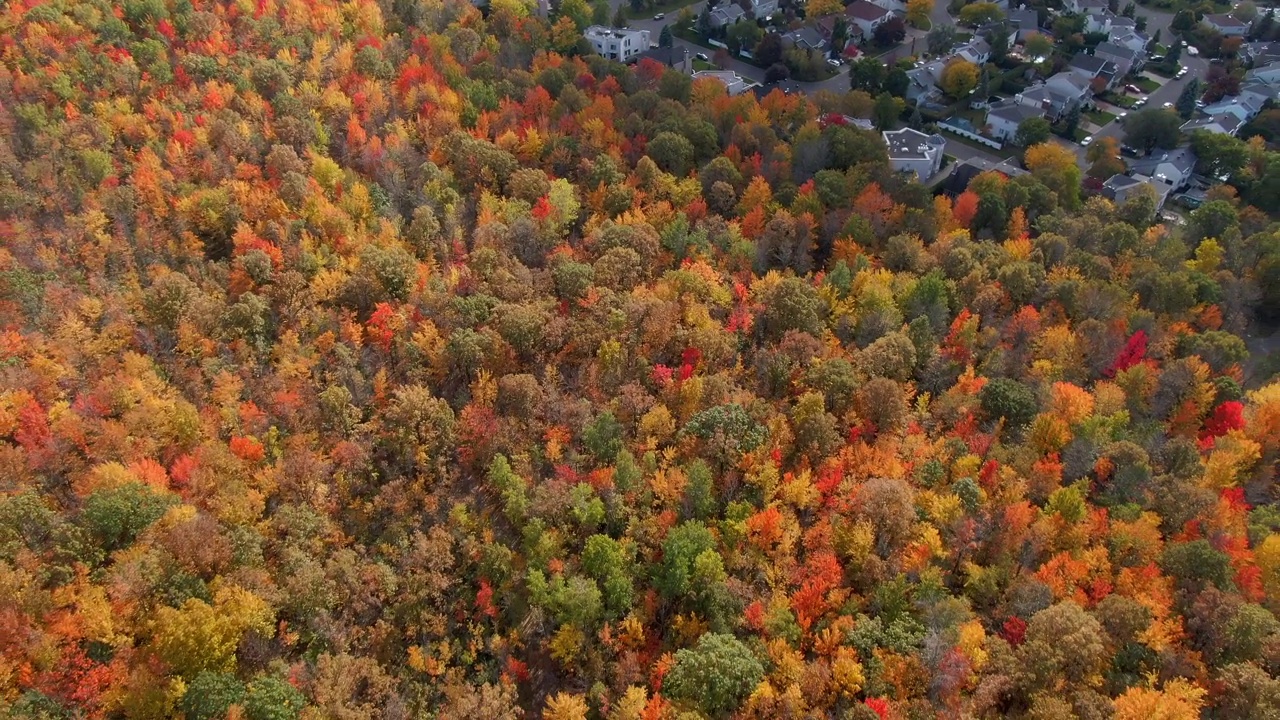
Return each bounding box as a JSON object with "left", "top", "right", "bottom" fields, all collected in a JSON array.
[{"left": 938, "top": 118, "right": 1003, "bottom": 149}]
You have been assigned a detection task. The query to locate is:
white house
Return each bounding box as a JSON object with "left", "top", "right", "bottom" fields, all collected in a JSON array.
[
  {"left": 986, "top": 100, "right": 1045, "bottom": 142},
  {"left": 883, "top": 128, "right": 947, "bottom": 181},
  {"left": 1128, "top": 147, "right": 1197, "bottom": 191},
  {"left": 1085, "top": 9, "right": 1114, "bottom": 34},
  {"left": 846, "top": 0, "right": 894, "bottom": 39},
  {"left": 1202, "top": 13, "right": 1249, "bottom": 37},
  {"left": 1201, "top": 96, "right": 1262, "bottom": 123},
  {"left": 693, "top": 69, "right": 757, "bottom": 95},
  {"left": 1095, "top": 41, "right": 1144, "bottom": 77},
  {"left": 954, "top": 37, "right": 992, "bottom": 65},
  {"left": 1180, "top": 112, "right": 1243, "bottom": 136},
  {"left": 584, "top": 26, "right": 652, "bottom": 63}
]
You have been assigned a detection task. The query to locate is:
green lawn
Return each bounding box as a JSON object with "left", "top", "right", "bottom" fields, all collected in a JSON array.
[
  {"left": 942, "top": 131, "right": 1022, "bottom": 161},
  {"left": 1107, "top": 94, "right": 1137, "bottom": 108},
  {"left": 692, "top": 59, "right": 715, "bottom": 71},
  {"left": 1085, "top": 109, "right": 1118, "bottom": 126},
  {"left": 1134, "top": 77, "right": 1161, "bottom": 92}
]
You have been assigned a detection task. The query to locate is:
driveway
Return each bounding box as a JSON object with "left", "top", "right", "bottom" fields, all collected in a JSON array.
[{"left": 1069, "top": 54, "right": 1210, "bottom": 164}]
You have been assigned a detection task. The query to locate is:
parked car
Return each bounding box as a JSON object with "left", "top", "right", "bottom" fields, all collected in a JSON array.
[
  {"left": 1081, "top": 136, "right": 1094, "bottom": 146},
  {"left": 826, "top": 58, "right": 842, "bottom": 68},
  {"left": 1163, "top": 101, "right": 1173, "bottom": 108},
  {"left": 653, "top": 12, "right": 664, "bottom": 19},
  {"left": 1176, "top": 68, "right": 1187, "bottom": 78},
  {"left": 1125, "top": 84, "right": 1142, "bottom": 93},
  {"left": 1133, "top": 98, "right": 1147, "bottom": 108},
  {"left": 1187, "top": 46, "right": 1199, "bottom": 55},
  {"left": 695, "top": 52, "right": 709, "bottom": 61},
  {"left": 1120, "top": 144, "right": 1139, "bottom": 157},
  {"left": 1181, "top": 40, "right": 1188, "bottom": 47},
  {"left": 1118, "top": 111, "right": 1128, "bottom": 118}
]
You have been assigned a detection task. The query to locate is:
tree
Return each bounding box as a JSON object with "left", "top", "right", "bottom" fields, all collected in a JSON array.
[
  {"left": 927, "top": 24, "right": 959, "bottom": 55},
  {"left": 659, "top": 24, "right": 673, "bottom": 46},
  {"left": 1086, "top": 136, "right": 1125, "bottom": 178},
  {"left": 979, "top": 377, "right": 1038, "bottom": 428},
  {"left": 1015, "top": 117, "right": 1052, "bottom": 147},
  {"left": 1024, "top": 32, "right": 1053, "bottom": 62},
  {"left": 1123, "top": 108, "right": 1182, "bottom": 152},
  {"left": 1176, "top": 78, "right": 1201, "bottom": 119},
  {"left": 244, "top": 677, "right": 307, "bottom": 720},
  {"left": 1061, "top": 104, "right": 1081, "bottom": 139},
  {"left": 605, "top": 2, "right": 623, "bottom": 27},
  {"left": 850, "top": 56, "right": 887, "bottom": 92},
  {"left": 1024, "top": 142, "right": 1083, "bottom": 209},
  {"left": 663, "top": 633, "right": 764, "bottom": 717},
  {"left": 873, "top": 92, "right": 902, "bottom": 129},
  {"left": 180, "top": 673, "right": 246, "bottom": 720},
  {"left": 874, "top": 16, "right": 907, "bottom": 45},
  {"left": 885, "top": 67, "right": 910, "bottom": 96},
  {"left": 959, "top": 1, "right": 1004, "bottom": 25},
  {"left": 907, "top": 0, "right": 933, "bottom": 27},
  {"left": 79, "top": 483, "right": 177, "bottom": 553},
  {"left": 807, "top": 0, "right": 845, "bottom": 17},
  {"left": 939, "top": 58, "right": 980, "bottom": 99},
  {"left": 1189, "top": 130, "right": 1248, "bottom": 179},
  {"left": 755, "top": 32, "right": 783, "bottom": 66},
  {"left": 646, "top": 132, "right": 695, "bottom": 175}
]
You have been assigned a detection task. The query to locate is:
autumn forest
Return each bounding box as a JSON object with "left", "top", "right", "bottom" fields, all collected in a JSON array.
[{"left": 1, "top": 0, "right": 1280, "bottom": 718}]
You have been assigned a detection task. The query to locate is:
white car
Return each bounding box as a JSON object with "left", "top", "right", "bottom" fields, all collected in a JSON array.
[
  {"left": 1187, "top": 46, "right": 1200, "bottom": 55},
  {"left": 1081, "top": 136, "right": 1094, "bottom": 146},
  {"left": 653, "top": 12, "right": 664, "bottom": 19},
  {"left": 826, "top": 58, "right": 842, "bottom": 68},
  {"left": 695, "top": 52, "right": 709, "bottom": 61},
  {"left": 1163, "top": 101, "right": 1173, "bottom": 108},
  {"left": 1118, "top": 111, "right": 1128, "bottom": 118}
]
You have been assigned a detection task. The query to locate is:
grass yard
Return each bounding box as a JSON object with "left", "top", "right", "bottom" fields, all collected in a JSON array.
[
  {"left": 1134, "top": 77, "right": 1161, "bottom": 92},
  {"left": 692, "top": 59, "right": 715, "bottom": 71},
  {"left": 1085, "top": 109, "right": 1118, "bottom": 126},
  {"left": 942, "top": 131, "right": 1022, "bottom": 161}
]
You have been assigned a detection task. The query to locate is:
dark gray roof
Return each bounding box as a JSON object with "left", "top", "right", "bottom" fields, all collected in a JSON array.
[{"left": 1070, "top": 54, "right": 1111, "bottom": 75}]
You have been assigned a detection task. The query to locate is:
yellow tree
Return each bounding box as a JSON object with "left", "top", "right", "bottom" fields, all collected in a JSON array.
[
  {"left": 1023, "top": 142, "right": 1082, "bottom": 209},
  {"left": 1086, "top": 136, "right": 1125, "bottom": 178},
  {"left": 939, "top": 59, "right": 980, "bottom": 99},
  {"left": 544, "top": 692, "right": 590, "bottom": 720},
  {"left": 807, "top": 0, "right": 845, "bottom": 17},
  {"left": 1113, "top": 679, "right": 1205, "bottom": 720},
  {"left": 906, "top": 0, "right": 933, "bottom": 27}
]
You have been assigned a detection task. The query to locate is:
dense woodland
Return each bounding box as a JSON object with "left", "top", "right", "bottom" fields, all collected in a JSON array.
[{"left": 2, "top": 0, "right": 1280, "bottom": 718}]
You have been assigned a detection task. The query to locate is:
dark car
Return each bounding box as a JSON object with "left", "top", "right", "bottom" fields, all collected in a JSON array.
[{"left": 1120, "top": 144, "right": 1139, "bottom": 157}]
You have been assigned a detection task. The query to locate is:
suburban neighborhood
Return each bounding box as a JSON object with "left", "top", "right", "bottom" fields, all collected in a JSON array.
[{"left": 573, "top": 0, "right": 1279, "bottom": 213}]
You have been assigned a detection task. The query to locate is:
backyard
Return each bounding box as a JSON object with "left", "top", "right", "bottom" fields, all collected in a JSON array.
[{"left": 1133, "top": 76, "right": 1161, "bottom": 92}]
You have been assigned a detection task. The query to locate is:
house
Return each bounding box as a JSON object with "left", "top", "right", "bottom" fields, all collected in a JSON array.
[
  {"left": 1241, "top": 41, "right": 1280, "bottom": 66},
  {"left": 1107, "top": 31, "right": 1149, "bottom": 55},
  {"left": 752, "top": 0, "right": 780, "bottom": 17},
  {"left": 1202, "top": 13, "right": 1249, "bottom": 37},
  {"left": 905, "top": 59, "right": 946, "bottom": 102},
  {"left": 708, "top": 4, "right": 746, "bottom": 28},
  {"left": 1108, "top": 15, "right": 1137, "bottom": 35},
  {"left": 1016, "top": 73, "right": 1093, "bottom": 119},
  {"left": 1247, "top": 61, "right": 1280, "bottom": 86},
  {"left": 1128, "top": 147, "right": 1197, "bottom": 190},
  {"left": 954, "top": 37, "right": 992, "bottom": 65},
  {"left": 1179, "top": 112, "right": 1243, "bottom": 136},
  {"left": 1095, "top": 41, "right": 1144, "bottom": 77},
  {"left": 938, "top": 157, "right": 1027, "bottom": 194},
  {"left": 1068, "top": 54, "right": 1119, "bottom": 89},
  {"left": 1202, "top": 96, "right": 1263, "bottom": 123},
  {"left": 986, "top": 100, "right": 1046, "bottom": 141},
  {"left": 584, "top": 26, "right": 651, "bottom": 63},
  {"left": 1008, "top": 8, "right": 1040, "bottom": 41},
  {"left": 638, "top": 45, "right": 692, "bottom": 74},
  {"left": 751, "top": 80, "right": 803, "bottom": 99},
  {"left": 1240, "top": 82, "right": 1279, "bottom": 109},
  {"left": 845, "top": 0, "right": 894, "bottom": 40},
  {"left": 1065, "top": 0, "right": 1107, "bottom": 13},
  {"left": 1085, "top": 9, "right": 1114, "bottom": 34},
  {"left": 883, "top": 128, "right": 947, "bottom": 181},
  {"left": 783, "top": 26, "right": 828, "bottom": 51},
  {"left": 693, "top": 69, "right": 757, "bottom": 95},
  {"left": 867, "top": 0, "right": 905, "bottom": 13},
  {"left": 1103, "top": 174, "right": 1170, "bottom": 210}
]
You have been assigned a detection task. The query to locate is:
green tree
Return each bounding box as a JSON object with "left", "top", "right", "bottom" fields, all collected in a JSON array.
[
  {"left": 1123, "top": 108, "right": 1182, "bottom": 151},
  {"left": 79, "top": 483, "right": 177, "bottom": 554},
  {"left": 659, "top": 24, "right": 673, "bottom": 47},
  {"left": 927, "top": 24, "right": 959, "bottom": 55},
  {"left": 656, "top": 521, "right": 718, "bottom": 599},
  {"left": 646, "top": 131, "right": 695, "bottom": 175},
  {"left": 1176, "top": 78, "right": 1201, "bottom": 119},
  {"left": 873, "top": 92, "right": 902, "bottom": 129},
  {"left": 663, "top": 633, "right": 765, "bottom": 717},
  {"left": 849, "top": 56, "right": 887, "bottom": 92},
  {"left": 180, "top": 672, "right": 246, "bottom": 720},
  {"left": 979, "top": 377, "right": 1038, "bottom": 428},
  {"left": 245, "top": 677, "right": 307, "bottom": 720},
  {"left": 1015, "top": 117, "right": 1052, "bottom": 147},
  {"left": 1189, "top": 130, "right": 1248, "bottom": 180}
]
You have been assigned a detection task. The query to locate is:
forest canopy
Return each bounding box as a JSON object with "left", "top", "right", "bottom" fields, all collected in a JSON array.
[{"left": 1, "top": 0, "right": 1280, "bottom": 719}]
